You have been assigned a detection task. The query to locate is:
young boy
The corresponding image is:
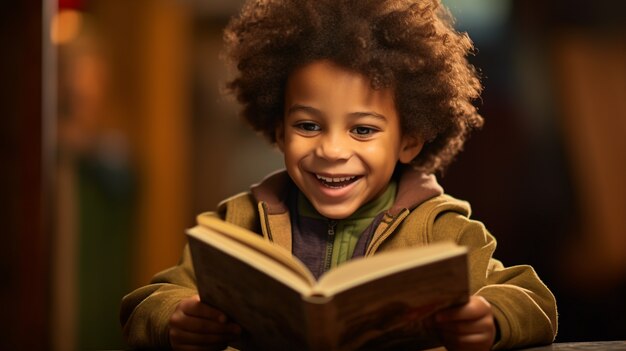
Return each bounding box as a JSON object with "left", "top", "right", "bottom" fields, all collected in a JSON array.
[{"left": 120, "top": 1, "right": 558, "bottom": 350}]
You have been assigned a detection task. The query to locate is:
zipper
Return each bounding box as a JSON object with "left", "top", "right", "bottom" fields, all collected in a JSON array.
[{"left": 322, "top": 220, "right": 337, "bottom": 273}]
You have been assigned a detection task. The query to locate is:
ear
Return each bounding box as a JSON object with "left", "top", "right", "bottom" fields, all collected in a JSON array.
[
  {"left": 398, "top": 135, "right": 423, "bottom": 164},
  {"left": 275, "top": 121, "right": 285, "bottom": 153}
]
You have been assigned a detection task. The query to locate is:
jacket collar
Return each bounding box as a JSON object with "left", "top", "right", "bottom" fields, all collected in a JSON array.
[
  {"left": 388, "top": 165, "right": 443, "bottom": 215},
  {"left": 250, "top": 169, "right": 292, "bottom": 215}
]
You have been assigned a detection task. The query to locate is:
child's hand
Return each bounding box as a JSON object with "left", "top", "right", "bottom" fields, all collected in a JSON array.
[
  {"left": 433, "top": 296, "right": 496, "bottom": 351},
  {"left": 169, "top": 294, "right": 241, "bottom": 351}
]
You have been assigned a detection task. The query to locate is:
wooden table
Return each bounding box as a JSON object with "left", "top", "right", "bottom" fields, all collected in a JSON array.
[
  {"left": 423, "top": 341, "right": 626, "bottom": 351},
  {"left": 519, "top": 341, "right": 626, "bottom": 350}
]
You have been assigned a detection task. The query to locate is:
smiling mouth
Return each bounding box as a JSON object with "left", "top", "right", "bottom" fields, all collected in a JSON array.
[{"left": 315, "top": 174, "right": 361, "bottom": 188}]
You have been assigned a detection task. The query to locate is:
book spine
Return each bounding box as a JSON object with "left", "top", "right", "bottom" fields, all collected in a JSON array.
[{"left": 303, "top": 295, "right": 335, "bottom": 351}]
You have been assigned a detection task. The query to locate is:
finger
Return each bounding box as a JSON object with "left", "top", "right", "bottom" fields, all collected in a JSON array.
[
  {"left": 439, "top": 331, "right": 495, "bottom": 351},
  {"left": 170, "top": 312, "right": 241, "bottom": 335},
  {"left": 437, "top": 315, "right": 496, "bottom": 351},
  {"left": 435, "top": 315, "right": 495, "bottom": 334},
  {"left": 437, "top": 296, "right": 491, "bottom": 322},
  {"left": 170, "top": 327, "right": 237, "bottom": 346},
  {"left": 436, "top": 316, "right": 494, "bottom": 335},
  {"left": 178, "top": 296, "right": 227, "bottom": 321}
]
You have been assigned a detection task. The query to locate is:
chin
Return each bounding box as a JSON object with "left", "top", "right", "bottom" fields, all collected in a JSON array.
[{"left": 315, "top": 205, "right": 357, "bottom": 220}]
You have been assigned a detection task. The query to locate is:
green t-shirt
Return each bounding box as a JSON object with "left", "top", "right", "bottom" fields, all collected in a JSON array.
[{"left": 298, "top": 181, "right": 397, "bottom": 268}]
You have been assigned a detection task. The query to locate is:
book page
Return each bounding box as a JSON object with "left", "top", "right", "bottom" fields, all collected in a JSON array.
[
  {"left": 196, "top": 215, "right": 316, "bottom": 286},
  {"left": 187, "top": 226, "right": 315, "bottom": 294},
  {"left": 315, "top": 241, "right": 466, "bottom": 295}
]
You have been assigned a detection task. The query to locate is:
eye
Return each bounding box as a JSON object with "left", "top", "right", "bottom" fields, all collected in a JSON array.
[
  {"left": 351, "top": 126, "right": 378, "bottom": 138},
  {"left": 294, "top": 122, "right": 321, "bottom": 133}
]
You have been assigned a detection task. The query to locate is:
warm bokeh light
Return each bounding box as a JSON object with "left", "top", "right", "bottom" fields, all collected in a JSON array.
[{"left": 51, "top": 9, "right": 83, "bottom": 45}]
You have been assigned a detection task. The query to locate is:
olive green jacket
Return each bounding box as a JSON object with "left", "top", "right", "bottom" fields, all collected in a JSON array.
[{"left": 120, "top": 170, "right": 557, "bottom": 350}]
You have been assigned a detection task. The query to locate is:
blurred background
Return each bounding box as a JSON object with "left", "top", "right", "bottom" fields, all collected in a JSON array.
[{"left": 1, "top": 0, "right": 625, "bottom": 350}]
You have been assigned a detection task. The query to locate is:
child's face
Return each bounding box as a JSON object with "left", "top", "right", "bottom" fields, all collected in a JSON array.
[{"left": 276, "top": 60, "right": 422, "bottom": 219}]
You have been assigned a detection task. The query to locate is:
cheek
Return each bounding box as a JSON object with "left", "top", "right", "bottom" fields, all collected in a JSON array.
[
  {"left": 360, "top": 140, "right": 400, "bottom": 167},
  {"left": 284, "top": 138, "right": 311, "bottom": 162}
]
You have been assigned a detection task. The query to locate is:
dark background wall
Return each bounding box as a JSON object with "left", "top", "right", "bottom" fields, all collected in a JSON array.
[{"left": 0, "top": 2, "right": 48, "bottom": 350}]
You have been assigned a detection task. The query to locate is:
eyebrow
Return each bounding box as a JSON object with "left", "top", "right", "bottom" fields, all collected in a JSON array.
[
  {"left": 287, "top": 104, "right": 387, "bottom": 121},
  {"left": 286, "top": 104, "right": 322, "bottom": 117},
  {"left": 348, "top": 111, "right": 387, "bottom": 121}
]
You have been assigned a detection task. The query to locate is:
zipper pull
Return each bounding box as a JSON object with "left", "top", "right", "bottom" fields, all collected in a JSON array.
[{"left": 328, "top": 220, "right": 337, "bottom": 236}]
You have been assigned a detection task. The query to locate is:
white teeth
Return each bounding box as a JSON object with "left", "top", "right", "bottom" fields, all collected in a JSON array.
[{"left": 315, "top": 174, "right": 356, "bottom": 183}]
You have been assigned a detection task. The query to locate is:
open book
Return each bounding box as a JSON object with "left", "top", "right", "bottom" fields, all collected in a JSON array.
[{"left": 187, "top": 214, "right": 469, "bottom": 350}]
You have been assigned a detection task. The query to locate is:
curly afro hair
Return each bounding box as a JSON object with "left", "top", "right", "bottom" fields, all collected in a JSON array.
[{"left": 223, "top": 0, "right": 483, "bottom": 174}]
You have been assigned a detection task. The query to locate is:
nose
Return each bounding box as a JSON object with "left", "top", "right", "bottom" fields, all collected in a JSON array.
[{"left": 315, "top": 132, "right": 352, "bottom": 161}]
